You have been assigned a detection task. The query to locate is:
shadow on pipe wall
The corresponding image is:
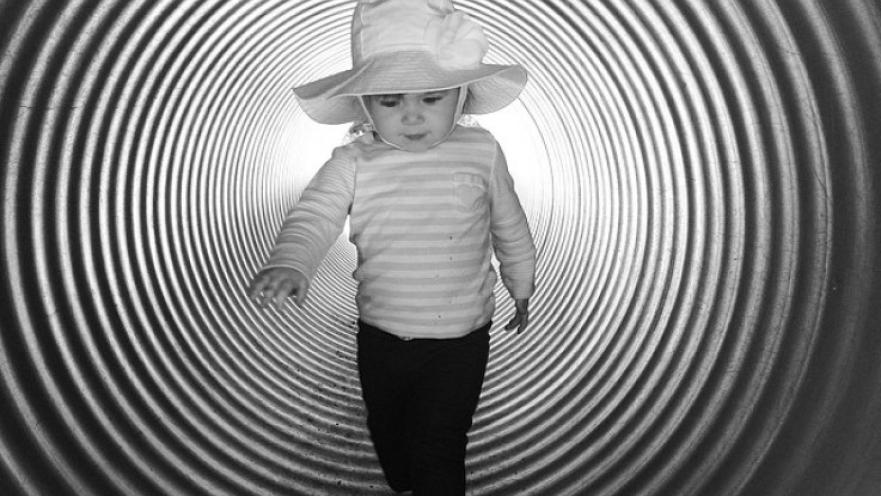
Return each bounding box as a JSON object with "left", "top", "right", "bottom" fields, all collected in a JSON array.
[{"left": 1, "top": 1, "right": 880, "bottom": 495}]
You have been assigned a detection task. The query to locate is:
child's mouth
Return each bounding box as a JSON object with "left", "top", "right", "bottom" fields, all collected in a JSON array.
[{"left": 403, "top": 133, "right": 428, "bottom": 141}]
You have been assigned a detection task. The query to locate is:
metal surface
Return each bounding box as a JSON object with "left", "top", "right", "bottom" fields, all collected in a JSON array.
[{"left": 2, "top": 0, "right": 881, "bottom": 494}]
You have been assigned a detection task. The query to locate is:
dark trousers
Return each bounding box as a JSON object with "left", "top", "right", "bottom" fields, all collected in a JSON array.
[{"left": 357, "top": 320, "right": 491, "bottom": 495}]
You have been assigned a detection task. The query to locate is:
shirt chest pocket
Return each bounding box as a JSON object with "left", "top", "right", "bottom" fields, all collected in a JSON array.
[{"left": 452, "top": 172, "right": 488, "bottom": 212}]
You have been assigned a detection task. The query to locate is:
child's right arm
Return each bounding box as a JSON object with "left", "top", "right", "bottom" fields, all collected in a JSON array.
[
  {"left": 248, "top": 267, "right": 309, "bottom": 310},
  {"left": 247, "top": 146, "right": 356, "bottom": 310}
]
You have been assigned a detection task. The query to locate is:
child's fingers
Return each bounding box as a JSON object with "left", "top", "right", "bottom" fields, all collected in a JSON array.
[
  {"left": 504, "top": 314, "right": 521, "bottom": 331},
  {"left": 247, "top": 273, "right": 270, "bottom": 299},
  {"left": 247, "top": 269, "right": 310, "bottom": 311},
  {"left": 257, "top": 274, "right": 287, "bottom": 307},
  {"left": 272, "top": 279, "right": 297, "bottom": 309},
  {"left": 517, "top": 313, "right": 530, "bottom": 333},
  {"left": 248, "top": 271, "right": 283, "bottom": 302},
  {"left": 293, "top": 279, "right": 310, "bottom": 305},
  {"left": 504, "top": 310, "right": 529, "bottom": 334}
]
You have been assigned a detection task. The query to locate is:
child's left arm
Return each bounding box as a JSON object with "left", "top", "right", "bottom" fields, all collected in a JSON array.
[{"left": 488, "top": 143, "right": 536, "bottom": 333}]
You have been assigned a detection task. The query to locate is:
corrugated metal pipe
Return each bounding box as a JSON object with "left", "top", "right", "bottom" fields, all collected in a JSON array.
[{"left": 2, "top": 1, "right": 881, "bottom": 495}]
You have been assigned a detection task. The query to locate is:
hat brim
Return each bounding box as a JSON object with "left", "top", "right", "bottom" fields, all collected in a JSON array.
[{"left": 292, "top": 51, "right": 527, "bottom": 124}]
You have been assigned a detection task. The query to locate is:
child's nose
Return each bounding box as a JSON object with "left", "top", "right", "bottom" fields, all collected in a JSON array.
[{"left": 401, "top": 101, "right": 424, "bottom": 124}]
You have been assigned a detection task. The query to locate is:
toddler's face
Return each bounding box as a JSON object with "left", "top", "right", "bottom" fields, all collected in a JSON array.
[{"left": 364, "top": 88, "right": 460, "bottom": 152}]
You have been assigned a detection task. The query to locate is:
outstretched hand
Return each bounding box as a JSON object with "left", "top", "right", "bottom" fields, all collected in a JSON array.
[
  {"left": 247, "top": 267, "right": 310, "bottom": 310},
  {"left": 504, "top": 298, "right": 530, "bottom": 334}
]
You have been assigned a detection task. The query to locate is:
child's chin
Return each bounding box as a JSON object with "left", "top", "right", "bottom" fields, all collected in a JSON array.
[{"left": 397, "top": 141, "right": 432, "bottom": 153}]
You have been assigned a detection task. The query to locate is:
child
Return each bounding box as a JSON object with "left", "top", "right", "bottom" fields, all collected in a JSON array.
[{"left": 247, "top": 0, "right": 536, "bottom": 494}]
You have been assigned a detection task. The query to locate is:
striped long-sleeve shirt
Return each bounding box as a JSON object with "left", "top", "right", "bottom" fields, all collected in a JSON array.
[{"left": 263, "top": 125, "right": 536, "bottom": 339}]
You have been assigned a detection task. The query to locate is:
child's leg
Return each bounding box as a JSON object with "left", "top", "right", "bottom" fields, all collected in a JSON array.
[
  {"left": 407, "top": 323, "right": 491, "bottom": 496},
  {"left": 357, "top": 322, "right": 415, "bottom": 493}
]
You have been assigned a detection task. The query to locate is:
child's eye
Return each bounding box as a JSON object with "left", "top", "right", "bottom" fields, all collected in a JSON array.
[
  {"left": 379, "top": 99, "right": 399, "bottom": 108},
  {"left": 423, "top": 96, "right": 443, "bottom": 104}
]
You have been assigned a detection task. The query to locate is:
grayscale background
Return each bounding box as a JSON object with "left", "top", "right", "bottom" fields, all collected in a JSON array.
[{"left": 1, "top": 1, "right": 880, "bottom": 494}]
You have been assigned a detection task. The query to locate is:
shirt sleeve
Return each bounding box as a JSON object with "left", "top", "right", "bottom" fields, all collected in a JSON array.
[
  {"left": 489, "top": 142, "right": 537, "bottom": 299},
  {"left": 261, "top": 145, "right": 356, "bottom": 280}
]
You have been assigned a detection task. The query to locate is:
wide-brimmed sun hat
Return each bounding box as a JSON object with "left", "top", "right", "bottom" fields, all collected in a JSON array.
[{"left": 293, "top": 0, "right": 528, "bottom": 125}]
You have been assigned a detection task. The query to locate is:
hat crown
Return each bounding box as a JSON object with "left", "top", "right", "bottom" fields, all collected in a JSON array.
[{"left": 352, "top": 0, "right": 473, "bottom": 64}]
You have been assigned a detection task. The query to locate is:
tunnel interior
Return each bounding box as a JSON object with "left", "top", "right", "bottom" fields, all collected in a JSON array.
[{"left": 2, "top": 1, "right": 881, "bottom": 495}]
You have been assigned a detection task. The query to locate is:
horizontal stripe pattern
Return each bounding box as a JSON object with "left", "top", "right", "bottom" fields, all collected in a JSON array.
[{"left": 266, "top": 126, "right": 536, "bottom": 338}]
